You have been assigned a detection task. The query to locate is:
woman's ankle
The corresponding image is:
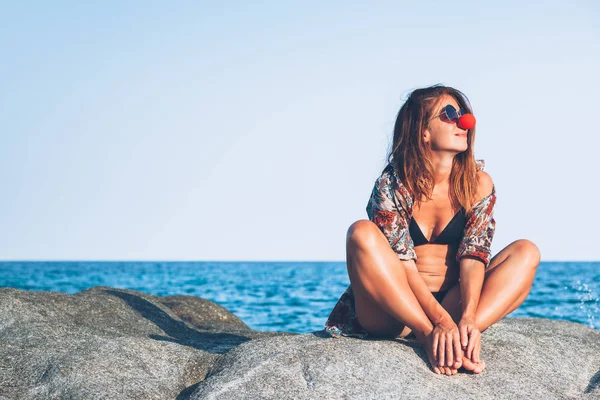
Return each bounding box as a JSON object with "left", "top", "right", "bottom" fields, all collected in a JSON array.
[{"left": 412, "top": 325, "right": 433, "bottom": 343}]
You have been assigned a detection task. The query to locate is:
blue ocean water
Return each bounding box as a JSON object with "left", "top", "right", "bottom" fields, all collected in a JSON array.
[{"left": 0, "top": 261, "right": 598, "bottom": 332}]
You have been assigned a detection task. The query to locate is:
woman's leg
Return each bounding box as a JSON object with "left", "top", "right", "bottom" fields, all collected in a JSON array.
[
  {"left": 474, "top": 239, "right": 541, "bottom": 331},
  {"left": 345, "top": 220, "right": 433, "bottom": 338},
  {"left": 434, "top": 239, "right": 540, "bottom": 373},
  {"left": 440, "top": 239, "right": 541, "bottom": 331},
  {"left": 345, "top": 220, "right": 457, "bottom": 375}
]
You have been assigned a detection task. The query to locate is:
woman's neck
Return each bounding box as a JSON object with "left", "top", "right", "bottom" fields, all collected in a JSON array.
[{"left": 429, "top": 153, "right": 454, "bottom": 186}]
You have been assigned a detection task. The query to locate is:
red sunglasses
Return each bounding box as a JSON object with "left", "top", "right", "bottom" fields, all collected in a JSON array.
[{"left": 431, "top": 104, "right": 476, "bottom": 130}]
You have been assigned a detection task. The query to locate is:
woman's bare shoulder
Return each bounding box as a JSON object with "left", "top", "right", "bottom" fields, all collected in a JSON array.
[
  {"left": 473, "top": 159, "right": 494, "bottom": 200},
  {"left": 476, "top": 170, "right": 494, "bottom": 201}
]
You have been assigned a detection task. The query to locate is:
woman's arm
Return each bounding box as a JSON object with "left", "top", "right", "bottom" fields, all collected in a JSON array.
[
  {"left": 367, "top": 165, "right": 461, "bottom": 368},
  {"left": 456, "top": 170, "right": 496, "bottom": 268},
  {"left": 366, "top": 165, "right": 452, "bottom": 323},
  {"left": 458, "top": 170, "right": 496, "bottom": 315},
  {"left": 401, "top": 258, "right": 455, "bottom": 325},
  {"left": 366, "top": 164, "right": 417, "bottom": 262},
  {"left": 457, "top": 170, "right": 496, "bottom": 361},
  {"left": 459, "top": 257, "right": 485, "bottom": 320}
]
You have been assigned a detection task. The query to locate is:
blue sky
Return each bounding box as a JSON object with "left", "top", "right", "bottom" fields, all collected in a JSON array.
[{"left": 1, "top": 1, "right": 598, "bottom": 261}]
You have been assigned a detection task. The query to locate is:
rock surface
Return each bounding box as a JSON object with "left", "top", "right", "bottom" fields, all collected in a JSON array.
[
  {"left": 192, "top": 318, "right": 600, "bottom": 400},
  {"left": 1, "top": 287, "right": 598, "bottom": 400},
  {"left": 0, "top": 287, "right": 291, "bottom": 400}
]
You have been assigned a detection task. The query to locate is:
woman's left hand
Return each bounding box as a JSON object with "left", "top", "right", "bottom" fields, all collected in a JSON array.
[{"left": 457, "top": 317, "right": 481, "bottom": 362}]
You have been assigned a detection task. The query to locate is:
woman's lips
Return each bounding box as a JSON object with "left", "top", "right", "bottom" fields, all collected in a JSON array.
[{"left": 455, "top": 133, "right": 467, "bottom": 137}]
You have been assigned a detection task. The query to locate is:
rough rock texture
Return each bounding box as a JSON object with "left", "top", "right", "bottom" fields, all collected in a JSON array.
[
  {"left": 0, "top": 287, "right": 292, "bottom": 400},
  {"left": 192, "top": 318, "right": 600, "bottom": 400},
  {"left": 1, "top": 287, "right": 599, "bottom": 400},
  {"left": 158, "top": 295, "right": 249, "bottom": 332}
]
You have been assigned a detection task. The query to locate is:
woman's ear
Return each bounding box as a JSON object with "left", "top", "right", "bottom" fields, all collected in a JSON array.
[{"left": 422, "top": 129, "right": 430, "bottom": 144}]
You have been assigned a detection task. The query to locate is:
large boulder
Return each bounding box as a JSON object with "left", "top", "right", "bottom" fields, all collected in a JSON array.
[
  {"left": 2, "top": 286, "right": 598, "bottom": 399},
  {"left": 0, "top": 286, "right": 292, "bottom": 400},
  {"left": 157, "top": 294, "right": 249, "bottom": 332},
  {"left": 191, "top": 318, "right": 600, "bottom": 400}
]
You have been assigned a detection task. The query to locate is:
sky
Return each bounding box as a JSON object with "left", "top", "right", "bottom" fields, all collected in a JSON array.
[{"left": 0, "top": 1, "right": 598, "bottom": 261}]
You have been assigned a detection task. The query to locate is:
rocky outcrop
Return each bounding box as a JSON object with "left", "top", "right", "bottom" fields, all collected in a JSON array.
[
  {"left": 1, "top": 287, "right": 598, "bottom": 399},
  {"left": 192, "top": 318, "right": 600, "bottom": 399},
  {"left": 0, "top": 287, "right": 291, "bottom": 400}
]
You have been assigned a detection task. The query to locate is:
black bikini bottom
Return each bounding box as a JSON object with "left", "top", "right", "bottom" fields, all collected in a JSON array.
[
  {"left": 432, "top": 289, "right": 449, "bottom": 304},
  {"left": 404, "top": 289, "right": 449, "bottom": 340}
]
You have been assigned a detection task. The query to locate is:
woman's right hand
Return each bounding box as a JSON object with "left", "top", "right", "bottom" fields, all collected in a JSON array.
[{"left": 432, "top": 317, "right": 462, "bottom": 369}]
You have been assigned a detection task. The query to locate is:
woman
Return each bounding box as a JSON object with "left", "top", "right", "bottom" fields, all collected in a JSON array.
[{"left": 323, "top": 84, "right": 541, "bottom": 376}]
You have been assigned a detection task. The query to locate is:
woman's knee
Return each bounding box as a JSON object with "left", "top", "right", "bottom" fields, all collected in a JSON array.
[
  {"left": 346, "top": 220, "right": 382, "bottom": 249},
  {"left": 511, "top": 239, "right": 541, "bottom": 267}
]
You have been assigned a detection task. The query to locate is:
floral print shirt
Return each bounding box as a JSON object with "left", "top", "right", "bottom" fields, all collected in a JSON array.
[{"left": 323, "top": 160, "right": 496, "bottom": 339}]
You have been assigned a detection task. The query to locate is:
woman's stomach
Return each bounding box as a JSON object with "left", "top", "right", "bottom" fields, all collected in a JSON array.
[{"left": 414, "top": 244, "right": 459, "bottom": 292}]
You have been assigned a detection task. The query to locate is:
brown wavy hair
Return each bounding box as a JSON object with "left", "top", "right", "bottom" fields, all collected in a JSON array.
[{"left": 387, "top": 84, "right": 480, "bottom": 211}]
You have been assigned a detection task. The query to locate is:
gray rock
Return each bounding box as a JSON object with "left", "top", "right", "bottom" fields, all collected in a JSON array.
[
  {"left": 2, "top": 286, "right": 599, "bottom": 400},
  {"left": 0, "top": 286, "right": 293, "bottom": 400},
  {"left": 192, "top": 318, "right": 600, "bottom": 400},
  {"left": 158, "top": 295, "right": 250, "bottom": 332}
]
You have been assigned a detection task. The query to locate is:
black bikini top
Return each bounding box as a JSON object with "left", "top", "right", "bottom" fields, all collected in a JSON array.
[{"left": 409, "top": 209, "right": 467, "bottom": 247}]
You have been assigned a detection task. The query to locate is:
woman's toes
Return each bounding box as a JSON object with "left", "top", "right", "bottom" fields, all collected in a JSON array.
[
  {"left": 471, "top": 360, "right": 485, "bottom": 374},
  {"left": 461, "top": 357, "right": 475, "bottom": 370},
  {"left": 476, "top": 360, "right": 486, "bottom": 374}
]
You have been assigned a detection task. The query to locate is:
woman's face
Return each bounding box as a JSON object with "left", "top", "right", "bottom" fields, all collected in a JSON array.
[{"left": 423, "top": 94, "right": 469, "bottom": 153}]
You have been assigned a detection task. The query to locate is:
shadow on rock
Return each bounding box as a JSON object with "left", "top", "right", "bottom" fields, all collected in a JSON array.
[
  {"left": 176, "top": 382, "right": 202, "bottom": 400},
  {"left": 585, "top": 369, "right": 600, "bottom": 394},
  {"left": 105, "top": 289, "right": 253, "bottom": 354}
]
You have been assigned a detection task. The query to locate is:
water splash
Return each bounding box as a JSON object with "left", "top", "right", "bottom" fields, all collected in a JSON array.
[{"left": 574, "top": 280, "right": 600, "bottom": 329}]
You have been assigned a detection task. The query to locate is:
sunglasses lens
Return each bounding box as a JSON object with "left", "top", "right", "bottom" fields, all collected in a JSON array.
[{"left": 440, "top": 105, "right": 458, "bottom": 122}]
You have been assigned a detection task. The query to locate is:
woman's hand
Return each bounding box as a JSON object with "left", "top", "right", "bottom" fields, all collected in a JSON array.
[
  {"left": 432, "top": 316, "right": 462, "bottom": 369},
  {"left": 458, "top": 317, "right": 481, "bottom": 363}
]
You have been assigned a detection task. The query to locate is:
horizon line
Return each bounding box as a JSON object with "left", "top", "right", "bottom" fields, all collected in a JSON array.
[{"left": 1, "top": 259, "right": 598, "bottom": 263}]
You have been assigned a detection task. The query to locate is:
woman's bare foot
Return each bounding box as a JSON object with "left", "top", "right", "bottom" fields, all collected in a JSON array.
[
  {"left": 414, "top": 331, "right": 482, "bottom": 375},
  {"left": 459, "top": 348, "right": 485, "bottom": 374}
]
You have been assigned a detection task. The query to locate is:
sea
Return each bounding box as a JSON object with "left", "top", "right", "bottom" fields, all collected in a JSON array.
[{"left": 1, "top": 261, "right": 598, "bottom": 332}]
